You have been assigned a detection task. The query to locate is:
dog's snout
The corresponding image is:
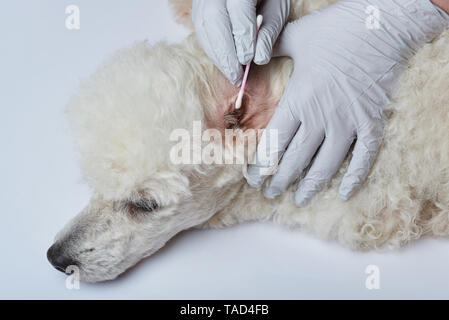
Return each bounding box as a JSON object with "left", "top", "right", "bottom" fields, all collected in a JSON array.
[{"left": 47, "top": 243, "right": 78, "bottom": 273}]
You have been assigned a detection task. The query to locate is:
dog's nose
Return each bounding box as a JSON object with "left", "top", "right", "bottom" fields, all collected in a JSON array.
[{"left": 47, "top": 243, "right": 78, "bottom": 273}]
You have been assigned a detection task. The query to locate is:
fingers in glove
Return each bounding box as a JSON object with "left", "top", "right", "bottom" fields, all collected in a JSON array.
[
  {"left": 339, "top": 121, "right": 383, "bottom": 201},
  {"left": 254, "top": 0, "right": 291, "bottom": 65},
  {"left": 226, "top": 0, "right": 258, "bottom": 65},
  {"left": 263, "top": 125, "right": 324, "bottom": 199},
  {"left": 295, "top": 135, "right": 354, "bottom": 207},
  {"left": 193, "top": 0, "right": 243, "bottom": 85}
]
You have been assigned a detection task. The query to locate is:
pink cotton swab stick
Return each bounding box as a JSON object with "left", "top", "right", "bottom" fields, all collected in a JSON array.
[{"left": 235, "top": 15, "right": 263, "bottom": 110}]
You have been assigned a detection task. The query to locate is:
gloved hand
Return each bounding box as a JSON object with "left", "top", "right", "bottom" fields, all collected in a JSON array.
[
  {"left": 246, "top": 0, "right": 449, "bottom": 206},
  {"left": 192, "top": 0, "right": 291, "bottom": 86}
]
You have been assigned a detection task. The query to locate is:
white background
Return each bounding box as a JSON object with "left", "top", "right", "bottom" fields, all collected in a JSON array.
[{"left": 1, "top": 0, "right": 449, "bottom": 299}]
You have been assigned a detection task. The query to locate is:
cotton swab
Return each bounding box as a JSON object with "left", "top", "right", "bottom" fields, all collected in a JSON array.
[{"left": 235, "top": 15, "right": 263, "bottom": 110}]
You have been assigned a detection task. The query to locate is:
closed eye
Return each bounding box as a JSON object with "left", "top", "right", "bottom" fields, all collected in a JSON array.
[{"left": 125, "top": 199, "right": 159, "bottom": 215}]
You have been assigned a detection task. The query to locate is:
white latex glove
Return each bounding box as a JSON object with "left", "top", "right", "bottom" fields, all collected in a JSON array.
[
  {"left": 246, "top": 0, "right": 449, "bottom": 206},
  {"left": 192, "top": 0, "right": 291, "bottom": 86}
]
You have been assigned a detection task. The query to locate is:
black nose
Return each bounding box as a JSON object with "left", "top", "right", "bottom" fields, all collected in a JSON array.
[{"left": 47, "top": 243, "right": 78, "bottom": 273}]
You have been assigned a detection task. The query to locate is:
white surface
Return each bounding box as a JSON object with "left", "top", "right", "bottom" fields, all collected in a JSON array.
[{"left": 1, "top": 0, "right": 448, "bottom": 299}]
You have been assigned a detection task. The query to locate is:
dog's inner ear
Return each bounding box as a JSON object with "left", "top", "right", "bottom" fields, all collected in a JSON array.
[
  {"left": 205, "top": 66, "right": 278, "bottom": 132},
  {"left": 223, "top": 95, "right": 248, "bottom": 129}
]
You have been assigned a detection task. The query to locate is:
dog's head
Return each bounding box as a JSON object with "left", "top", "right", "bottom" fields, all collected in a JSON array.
[
  {"left": 47, "top": 168, "right": 240, "bottom": 282},
  {"left": 47, "top": 39, "right": 243, "bottom": 282},
  {"left": 47, "top": 34, "right": 286, "bottom": 282}
]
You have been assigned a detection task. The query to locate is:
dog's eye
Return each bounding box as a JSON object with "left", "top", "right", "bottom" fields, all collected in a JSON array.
[{"left": 126, "top": 199, "right": 159, "bottom": 215}]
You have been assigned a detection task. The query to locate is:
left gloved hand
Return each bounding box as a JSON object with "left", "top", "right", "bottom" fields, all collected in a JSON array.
[{"left": 192, "top": 0, "right": 291, "bottom": 86}]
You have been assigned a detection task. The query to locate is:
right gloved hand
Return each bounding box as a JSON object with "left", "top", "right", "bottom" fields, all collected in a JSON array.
[
  {"left": 245, "top": 0, "right": 449, "bottom": 206},
  {"left": 192, "top": 0, "right": 291, "bottom": 86}
]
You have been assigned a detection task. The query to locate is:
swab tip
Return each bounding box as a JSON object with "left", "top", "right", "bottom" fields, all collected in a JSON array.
[
  {"left": 235, "top": 93, "right": 243, "bottom": 109},
  {"left": 256, "top": 15, "right": 263, "bottom": 28}
]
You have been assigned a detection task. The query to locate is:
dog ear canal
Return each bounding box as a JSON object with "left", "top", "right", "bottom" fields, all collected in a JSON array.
[
  {"left": 224, "top": 108, "right": 244, "bottom": 129},
  {"left": 224, "top": 95, "right": 248, "bottom": 129}
]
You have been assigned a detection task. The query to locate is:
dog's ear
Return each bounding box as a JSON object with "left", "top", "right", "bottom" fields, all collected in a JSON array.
[
  {"left": 168, "top": 0, "right": 193, "bottom": 29},
  {"left": 204, "top": 67, "right": 277, "bottom": 133}
]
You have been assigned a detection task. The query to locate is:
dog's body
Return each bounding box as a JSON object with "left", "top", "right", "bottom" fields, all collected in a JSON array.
[{"left": 48, "top": 0, "right": 449, "bottom": 282}]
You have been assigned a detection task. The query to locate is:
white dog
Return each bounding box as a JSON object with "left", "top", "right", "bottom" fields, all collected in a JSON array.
[{"left": 47, "top": 0, "right": 449, "bottom": 282}]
